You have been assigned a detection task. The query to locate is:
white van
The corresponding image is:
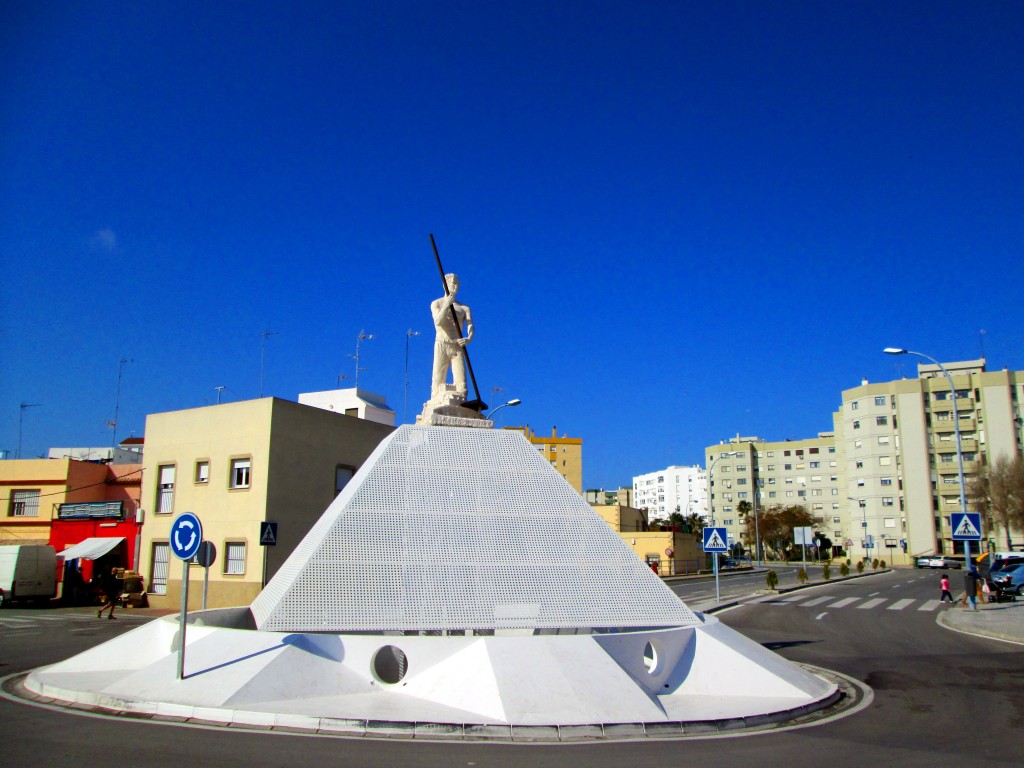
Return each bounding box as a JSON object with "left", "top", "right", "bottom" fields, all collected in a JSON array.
[{"left": 0, "top": 545, "right": 57, "bottom": 607}]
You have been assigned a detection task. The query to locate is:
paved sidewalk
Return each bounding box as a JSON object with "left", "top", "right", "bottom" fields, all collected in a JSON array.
[{"left": 936, "top": 597, "right": 1024, "bottom": 644}]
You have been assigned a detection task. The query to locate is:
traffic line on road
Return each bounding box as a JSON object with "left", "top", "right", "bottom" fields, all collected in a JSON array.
[
  {"left": 857, "top": 598, "right": 886, "bottom": 610},
  {"left": 801, "top": 596, "right": 835, "bottom": 607},
  {"left": 887, "top": 599, "right": 915, "bottom": 611},
  {"left": 815, "top": 612, "right": 828, "bottom": 620},
  {"left": 918, "top": 600, "right": 942, "bottom": 611},
  {"left": 827, "top": 597, "right": 860, "bottom": 609}
]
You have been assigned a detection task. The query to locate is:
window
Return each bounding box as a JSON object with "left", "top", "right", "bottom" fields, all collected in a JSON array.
[
  {"left": 769, "top": 491, "right": 777, "bottom": 498},
  {"left": 855, "top": 460, "right": 864, "bottom": 469},
  {"left": 723, "top": 519, "right": 734, "bottom": 525},
  {"left": 853, "top": 420, "right": 860, "bottom": 429},
  {"left": 810, "top": 461, "right": 820, "bottom": 469},
  {"left": 876, "top": 416, "right": 888, "bottom": 426},
  {"left": 851, "top": 401, "right": 859, "bottom": 410},
  {"left": 9, "top": 489, "right": 40, "bottom": 517},
  {"left": 335, "top": 466, "right": 354, "bottom": 496},
  {"left": 344, "top": 407, "right": 359, "bottom": 417},
  {"left": 225, "top": 542, "right": 246, "bottom": 574},
  {"left": 881, "top": 478, "right": 893, "bottom": 486},
  {"left": 882, "top": 497, "right": 894, "bottom": 506},
  {"left": 878, "top": 436, "right": 890, "bottom": 445},
  {"left": 150, "top": 542, "right": 169, "bottom": 595},
  {"left": 784, "top": 463, "right": 792, "bottom": 470},
  {"left": 879, "top": 456, "right": 892, "bottom": 466},
  {"left": 156, "top": 465, "right": 175, "bottom": 513},
  {"left": 194, "top": 461, "right": 209, "bottom": 484},
  {"left": 230, "top": 458, "right": 251, "bottom": 489},
  {"left": 874, "top": 396, "right": 886, "bottom": 406},
  {"left": 884, "top": 517, "right": 897, "bottom": 528},
  {"left": 833, "top": 516, "right": 842, "bottom": 523}
]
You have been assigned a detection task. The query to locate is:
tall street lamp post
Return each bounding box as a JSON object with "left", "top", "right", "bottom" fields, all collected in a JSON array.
[
  {"left": 706, "top": 450, "right": 739, "bottom": 603},
  {"left": 884, "top": 348, "right": 972, "bottom": 566},
  {"left": 487, "top": 398, "right": 521, "bottom": 423},
  {"left": 404, "top": 329, "right": 420, "bottom": 423},
  {"left": 848, "top": 497, "right": 868, "bottom": 562}
]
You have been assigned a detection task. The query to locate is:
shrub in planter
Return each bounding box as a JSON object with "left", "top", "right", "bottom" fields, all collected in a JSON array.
[
  {"left": 822, "top": 563, "right": 831, "bottom": 581},
  {"left": 879, "top": 560, "right": 886, "bottom": 569},
  {"left": 871, "top": 558, "right": 879, "bottom": 570},
  {"left": 856, "top": 560, "right": 865, "bottom": 574},
  {"left": 840, "top": 562, "right": 850, "bottom": 577},
  {"left": 797, "top": 567, "right": 808, "bottom": 585},
  {"left": 766, "top": 570, "right": 779, "bottom": 590}
]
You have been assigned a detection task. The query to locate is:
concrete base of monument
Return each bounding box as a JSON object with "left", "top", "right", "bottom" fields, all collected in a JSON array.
[{"left": 20, "top": 608, "right": 846, "bottom": 740}]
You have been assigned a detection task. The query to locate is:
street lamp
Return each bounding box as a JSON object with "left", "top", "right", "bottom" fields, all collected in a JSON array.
[
  {"left": 848, "top": 497, "right": 868, "bottom": 563},
  {"left": 487, "top": 398, "right": 522, "bottom": 422},
  {"left": 706, "top": 450, "right": 739, "bottom": 603},
  {"left": 884, "top": 348, "right": 972, "bottom": 565}
]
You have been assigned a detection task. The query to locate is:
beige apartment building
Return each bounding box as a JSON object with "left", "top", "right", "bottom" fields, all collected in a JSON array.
[
  {"left": 505, "top": 425, "right": 583, "bottom": 493},
  {"left": 705, "top": 359, "right": 1024, "bottom": 564},
  {"left": 138, "top": 397, "right": 393, "bottom": 610},
  {"left": 836, "top": 359, "right": 1023, "bottom": 560},
  {"left": 706, "top": 434, "right": 843, "bottom": 556}
]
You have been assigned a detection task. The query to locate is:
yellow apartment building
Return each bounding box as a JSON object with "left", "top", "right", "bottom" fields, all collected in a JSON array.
[
  {"left": 506, "top": 425, "right": 583, "bottom": 493},
  {"left": 138, "top": 397, "right": 393, "bottom": 610}
]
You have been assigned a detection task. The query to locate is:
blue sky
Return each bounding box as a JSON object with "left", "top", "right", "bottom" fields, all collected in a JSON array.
[{"left": 2, "top": 2, "right": 1023, "bottom": 489}]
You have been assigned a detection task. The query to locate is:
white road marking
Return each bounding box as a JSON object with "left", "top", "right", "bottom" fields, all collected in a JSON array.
[
  {"left": 869, "top": 592, "right": 879, "bottom": 597},
  {"left": 858, "top": 598, "right": 887, "bottom": 609},
  {"left": 827, "top": 597, "right": 860, "bottom": 608},
  {"left": 888, "top": 598, "right": 915, "bottom": 611},
  {"left": 815, "top": 612, "right": 828, "bottom": 620},
  {"left": 918, "top": 600, "right": 942, "bottom": 611},
  {"left": 801, "top": 596, "right": 835, "bottom": 607}
]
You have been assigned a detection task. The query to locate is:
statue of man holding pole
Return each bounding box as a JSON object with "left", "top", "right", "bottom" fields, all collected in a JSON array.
[{"left": 430, "top": 273, "right": 474, "bottom": 401}]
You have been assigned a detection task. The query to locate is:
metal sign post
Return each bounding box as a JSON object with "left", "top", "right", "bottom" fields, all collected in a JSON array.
[
  {"left": 194, "top": 541, "right": 217, "bottom": 613},
  {"left": 703, "top": 527, "right": 728, "bottom": 604},
  {"left": 169, "top": 512, "right": 203, "bottom": 681}
]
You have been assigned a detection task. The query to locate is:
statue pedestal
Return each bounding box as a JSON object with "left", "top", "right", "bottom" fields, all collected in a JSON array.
[{"left": 417, "top": 386, "right": 492, "bottom": 428}]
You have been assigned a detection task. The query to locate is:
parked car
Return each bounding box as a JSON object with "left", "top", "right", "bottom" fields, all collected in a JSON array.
[
  {"left": 989, "top": 562, "right": 1024, "bottom": 596},
  {"left": 928, "top": 556, "right": 962, "bottom": 569},
  {"left": 915, "top": 556, "right": 932, "bottom": 568}
]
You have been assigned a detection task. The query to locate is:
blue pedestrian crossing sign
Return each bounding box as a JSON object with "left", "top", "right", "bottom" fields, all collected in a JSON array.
[
  {"left": 703, "top": 527, "right": 729, "bottom": 552},
  {"left": 951, "top": 512, "right": 982, "bottom": 541},
  {"left": 169, "top": 512, "right": 203, "bottom": 560}
]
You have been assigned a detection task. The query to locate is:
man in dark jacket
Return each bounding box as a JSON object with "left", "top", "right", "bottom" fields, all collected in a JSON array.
[{"left": 97, "top": 566, "right": 122, "bottom": 620}]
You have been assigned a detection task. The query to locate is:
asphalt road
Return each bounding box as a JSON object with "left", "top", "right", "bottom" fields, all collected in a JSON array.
[{"left": 2, "top": 571, "right": 1021, "bottom": 768}]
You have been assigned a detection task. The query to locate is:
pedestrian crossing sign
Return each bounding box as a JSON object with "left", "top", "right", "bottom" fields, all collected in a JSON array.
[
  {"left": 260, "top": 521, "right": 278, "bottom": 546},
  {"left": 703, "top": 527, "right": 728, "bottom": 552},
  {"left": 950, "top": 513, "right": 981, "bottom": 541}
]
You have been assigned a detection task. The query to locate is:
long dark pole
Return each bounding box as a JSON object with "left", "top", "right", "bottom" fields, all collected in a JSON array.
[{"left": 429, "top": 234, "right": 487, "bottom": 411}]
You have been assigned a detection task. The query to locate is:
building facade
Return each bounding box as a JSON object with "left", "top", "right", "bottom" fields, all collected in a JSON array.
[
  {"left": 632, "top": 465, "right": 707, "bottom": 522},
  {"left": 704, "top": 359, "right": 1023, "bottom": 563},
  {"left": 137, "top": 397, "right": 393, "bottom": 610},
  {"left": 705, "top": 435, "right": 842, "bottom": 555},
  {"left": 506, "top": 425, "right": 583, "bottom": 493},
  {"left": 835, "top": 359, "right": 1023, "bottom": 560}
]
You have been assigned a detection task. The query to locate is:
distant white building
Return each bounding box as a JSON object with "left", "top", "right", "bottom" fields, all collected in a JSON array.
[
  {"left": 48, "top": 437, "right": 144, "bottom": 464},
  {"left": 632, "top": 465, "right": 708, "bottom": 522},
  {"left": 298, "top": 388, "right": 395, "bottom": 426}
]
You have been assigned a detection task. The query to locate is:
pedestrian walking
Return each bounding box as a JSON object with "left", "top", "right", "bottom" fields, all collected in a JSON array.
[
  {"left": 963, "top": 566, "right": 982, "bottom": 611},
  {"left": 96, "top": 566, "right": 122, "bottom": 620},
  {"left": 939, "top": 574, "right": 954, "bottom": 604}
]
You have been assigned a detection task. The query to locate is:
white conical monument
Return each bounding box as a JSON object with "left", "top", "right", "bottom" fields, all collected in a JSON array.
[{"left": 23, "top": 269, "right": 840, "bottom": 738}]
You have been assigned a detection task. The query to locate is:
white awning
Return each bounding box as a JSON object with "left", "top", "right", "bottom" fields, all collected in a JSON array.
[{"left": 58, "top": 537, "right": 125, "bottom": 560}]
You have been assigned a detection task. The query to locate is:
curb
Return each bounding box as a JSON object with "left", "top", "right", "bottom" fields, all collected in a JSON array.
[{"left": 935, "top": 608, "right": 1024, "bottom": 646}]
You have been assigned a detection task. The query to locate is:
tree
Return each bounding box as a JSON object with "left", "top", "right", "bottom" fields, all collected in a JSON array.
[
  {"left": 970, "top": 454, "right": 1024, "bottom": 550},
  {"left": 751, "top": 505, "right": 815, "bottom": 561}
]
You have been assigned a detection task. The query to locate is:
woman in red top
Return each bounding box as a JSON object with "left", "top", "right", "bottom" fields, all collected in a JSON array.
[{"left": 939, "top": 574, "right": 954, "bottom": 604}]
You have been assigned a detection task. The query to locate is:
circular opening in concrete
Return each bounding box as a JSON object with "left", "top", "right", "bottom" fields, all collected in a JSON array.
[
  {"left": 371, "top": 645, "right": 408, "bottom": 684},
  {"left": 643, "top": 641, "right": 658, "bottom": 674}
]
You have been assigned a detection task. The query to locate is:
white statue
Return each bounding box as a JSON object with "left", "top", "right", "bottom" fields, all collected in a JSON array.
[{"left": 430, "top": 273, "right": 474, "bottom": 401}]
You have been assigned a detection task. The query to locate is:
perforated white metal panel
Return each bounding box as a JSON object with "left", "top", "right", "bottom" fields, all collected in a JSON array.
[{"left": 251, "top": 425, "right": 700, "bottom": 633}]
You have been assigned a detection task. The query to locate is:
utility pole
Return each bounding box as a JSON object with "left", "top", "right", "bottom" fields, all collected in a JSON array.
[
  {"left": 110, "top": 357, "right": 132, "bottom": 450},
  {"left": 17, "top": 403, "right": 41, "bottom": 459}
]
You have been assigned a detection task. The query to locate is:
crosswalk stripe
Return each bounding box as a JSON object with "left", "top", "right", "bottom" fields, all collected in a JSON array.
[
  {"left": 801, "top": 596, "right": 835, "bottom": 607},
  {"left": 887, "top": 598, "right": 915, "bottom": 611},
  {"left": 918, "top": 600, "right": 942, "bottom": 611},
  {"left": 857, "top": 598, "right": 887, "bottom": 609},
  {"left": 827, "top": 597, "right": 860, "bottom": 608},
  {"left": 0, "top": 617, "right": 35, "bottom": 625}
]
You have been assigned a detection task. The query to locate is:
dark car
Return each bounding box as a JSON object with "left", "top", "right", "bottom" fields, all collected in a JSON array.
[{"left": 990, "top": 562, "right": 1024, "bottom": 596}]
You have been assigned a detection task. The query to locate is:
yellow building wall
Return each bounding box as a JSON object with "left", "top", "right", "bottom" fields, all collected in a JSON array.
[
  {"left": 0, "top": 459, "right": 110, "bottom": 545},
  {"left": 139, "top": 398, "right": 394, "bottom": 610}
]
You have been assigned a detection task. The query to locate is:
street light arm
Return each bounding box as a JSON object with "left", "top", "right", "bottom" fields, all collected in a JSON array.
[{"left": 487, "top": 399, "right": 522, "bottom": 421}]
